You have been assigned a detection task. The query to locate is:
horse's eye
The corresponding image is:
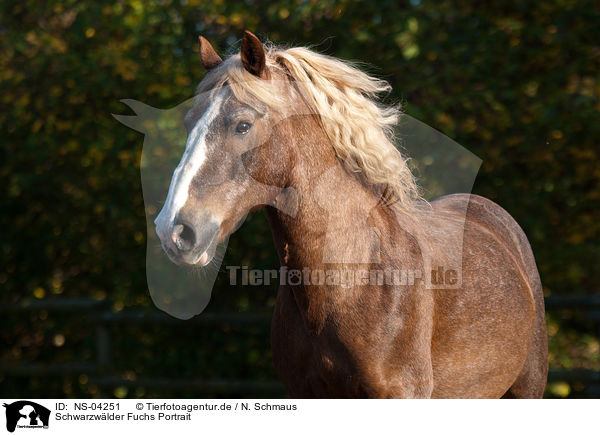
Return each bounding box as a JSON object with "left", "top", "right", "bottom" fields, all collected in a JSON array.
[{"left": 235, "top": 121, "right": 252, "bottom": 135}]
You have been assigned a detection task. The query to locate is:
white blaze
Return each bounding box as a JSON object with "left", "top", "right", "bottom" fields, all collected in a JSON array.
[{"left": 154, "top": 92, "right": 224, "bottom": 244}]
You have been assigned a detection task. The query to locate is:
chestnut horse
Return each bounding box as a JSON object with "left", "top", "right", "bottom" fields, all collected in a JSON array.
[{"left": 154, "top": 31, "right": 548, "bottom": 398}]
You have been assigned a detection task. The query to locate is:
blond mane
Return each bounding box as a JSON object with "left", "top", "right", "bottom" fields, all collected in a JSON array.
[{"left": 197, "top": 44, "right": 420, "bottom": 210}]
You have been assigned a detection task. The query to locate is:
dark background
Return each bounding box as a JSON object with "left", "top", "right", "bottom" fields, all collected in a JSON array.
[{"left": 1, "top": 0, "right": 598, "bottom": 398}]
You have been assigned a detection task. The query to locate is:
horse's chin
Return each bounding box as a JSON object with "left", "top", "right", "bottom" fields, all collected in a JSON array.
[
  {"left": 166, "top": 250, "right": 214, "bottom": 268},
  {"left": 192, "top": 251, "right": 213, "bottom": 267}
]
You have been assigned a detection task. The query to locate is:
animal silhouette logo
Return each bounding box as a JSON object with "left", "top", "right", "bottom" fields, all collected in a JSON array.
[
  {"left": 3, "top": 401, "right": 50, "bottom": 432},
  {"left": 114, "top": 93, "right": 481, "bottom": 320}
]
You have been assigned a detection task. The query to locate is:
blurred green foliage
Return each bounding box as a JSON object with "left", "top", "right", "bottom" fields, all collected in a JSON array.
[{"left": 1, "top": 0, "right": 598, "bottom": 398}]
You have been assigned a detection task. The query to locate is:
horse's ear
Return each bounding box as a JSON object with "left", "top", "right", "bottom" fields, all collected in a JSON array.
[
  {"left": 241, "top": 30, "right": 268, "bottom": 78},
  {"left": 198, "top": 35, "right": 222, "bottom": 71}
]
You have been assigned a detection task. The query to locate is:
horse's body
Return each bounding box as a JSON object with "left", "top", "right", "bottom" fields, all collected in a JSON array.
[
  {"left": 263, "top": 112, "right": 546, "bottom": 398},
  {"left": 154, "top": 31, "right": 547, "bottom": 398}
]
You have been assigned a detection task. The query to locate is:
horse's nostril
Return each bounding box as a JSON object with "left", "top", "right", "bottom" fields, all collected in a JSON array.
[{"left": 172, "top": 223, "right": 195, "bottom": 252}]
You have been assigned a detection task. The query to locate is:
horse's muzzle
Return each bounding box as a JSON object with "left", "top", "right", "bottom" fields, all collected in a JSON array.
[{"left": 158, "top": 215, "right": 220, "bottom": 267}]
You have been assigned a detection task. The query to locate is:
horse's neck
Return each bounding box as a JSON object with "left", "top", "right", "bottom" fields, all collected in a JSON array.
[
  {"left": 267, "top": 162, "right": 377, "bottom": 264},
  {"left": 266, "top": 115, "right": 380, "bottom": 267},
  {"left": 265, "top": 119, "right": 403, "bottom": 331}
]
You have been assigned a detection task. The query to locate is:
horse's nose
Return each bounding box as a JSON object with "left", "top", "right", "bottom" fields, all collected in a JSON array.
[{"left": 171, "top": 220, "right": 196, "bottom": 253}]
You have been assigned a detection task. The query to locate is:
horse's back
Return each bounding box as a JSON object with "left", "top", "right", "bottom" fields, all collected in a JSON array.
[{"left": 426, "top": 193, "right": 547, "bottom": 398}]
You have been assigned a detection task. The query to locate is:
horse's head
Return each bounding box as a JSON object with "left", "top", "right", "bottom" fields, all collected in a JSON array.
[
  {"left": 155, "top": 31, "right": 424, "bottom": 268},
  {"left": 155, "top": 32, "right": 294, "bottom": 267}
]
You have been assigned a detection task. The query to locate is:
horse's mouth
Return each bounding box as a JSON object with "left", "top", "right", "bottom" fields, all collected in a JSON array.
[
  {"left": 162, "top": 227, "right": 219, "bottom": 268},
  {"left": 191, "top": 231, "right": 219, "bottom": 267}
]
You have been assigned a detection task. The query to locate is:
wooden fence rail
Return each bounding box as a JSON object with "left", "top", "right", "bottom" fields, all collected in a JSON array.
[{"left": 1, "top": 296, "right": 599, "bottom": 397}]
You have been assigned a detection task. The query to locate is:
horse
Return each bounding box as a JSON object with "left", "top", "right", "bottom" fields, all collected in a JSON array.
[{"left": 153, "top": 31, "right": 548, "bottom": 398}]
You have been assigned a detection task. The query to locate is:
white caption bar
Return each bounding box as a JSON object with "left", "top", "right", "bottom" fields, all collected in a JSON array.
[{"left": 0, "top": 399, "right": 595, "bottom": 435}]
